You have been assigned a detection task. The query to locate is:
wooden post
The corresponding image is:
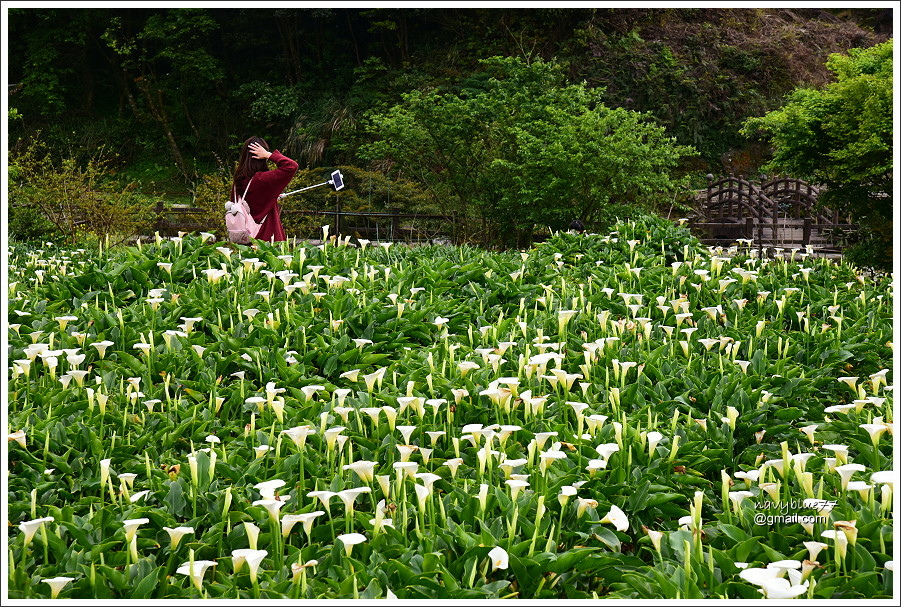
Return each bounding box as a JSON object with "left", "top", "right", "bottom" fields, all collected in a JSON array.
[
  {"left": 756, "top": 185, "right": 764, "bottom": 250},
  {"left": 745, "top": 217, "right": 754, "bottom": 239},
  {"left": 772, "top": 193, "right": 779, "bottom": 246},
  {"left": 757, "top": 211, "right": 764, "bottom": 253},
  {"left": 154, "top": 199, "right": 165, "bottom": 235},
  {"left": 334, "top": 198, "right": 342, "bottom": 236},
  {"left": 803, "top": 218, "right": 812, "bottom": 246},
  {"left": 737, "top": 174, "right": 743, "bottom": 219},
  {"left": 390, "top": 207, "right": 400, "bottom": 241}
]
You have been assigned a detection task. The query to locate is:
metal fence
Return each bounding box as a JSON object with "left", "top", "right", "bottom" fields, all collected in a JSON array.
[{"left": 153, "top": 201, "right": 458, "bottom": 244}]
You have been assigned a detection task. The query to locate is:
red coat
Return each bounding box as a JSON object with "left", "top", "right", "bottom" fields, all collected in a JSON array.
[{"left": 233, "top": 150, "right": 299, "bottom": 243}]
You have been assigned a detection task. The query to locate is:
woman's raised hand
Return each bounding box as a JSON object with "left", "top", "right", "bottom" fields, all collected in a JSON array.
[{"left": 248, "top": 142, "right": 272, "bottom": 160}]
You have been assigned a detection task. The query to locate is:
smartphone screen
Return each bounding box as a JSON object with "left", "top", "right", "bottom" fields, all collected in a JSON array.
[{"left": 331, "top": 170, "right": 345, "bottom": 191}]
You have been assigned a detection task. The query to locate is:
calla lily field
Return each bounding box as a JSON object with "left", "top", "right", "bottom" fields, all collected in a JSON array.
[{"left": 6, "top": 215, "right": 894, "bottom": 599}]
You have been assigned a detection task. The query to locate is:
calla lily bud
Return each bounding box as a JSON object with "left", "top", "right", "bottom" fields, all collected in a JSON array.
[
  {"left": 244, "top": 522, "right": 260, "bottom": 550},
  {"left": 477, "top": 483, "right": 490, "bottom": 514},
  {"left": 645, "top": 527, "right": 664, "bottom": 553},
  {"left": 834, "top": 520, "right": 858, "bottom": 546}
]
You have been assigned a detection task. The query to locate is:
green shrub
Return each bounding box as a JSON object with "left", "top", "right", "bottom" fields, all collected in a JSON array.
[
  {"left": 741, "top": 40, "right": 893, "bottom": 270},
  {"left": 8, "top": 137, "right": 155, "bottom": 246},
  {"left": 361, "top": 56, "right": 695, "bottom": 248},
  {"left": 7, "top": 199, "right": 62, "bottom": 244},
  {"left": 840, "top": 226, "right": 892, "bottom": 273},
  {"left": 190, "top": 169, "right": 234, "bottom": 239}
]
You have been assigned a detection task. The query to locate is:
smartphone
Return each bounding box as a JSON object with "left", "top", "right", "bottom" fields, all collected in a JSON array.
[{"left": 331, "top": 170, "right": 345, "bottom": 191}]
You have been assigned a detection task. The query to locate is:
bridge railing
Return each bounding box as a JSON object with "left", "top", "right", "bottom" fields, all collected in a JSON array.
[{"left": 692, "top": 174, "right": 857, "bottom": 251}]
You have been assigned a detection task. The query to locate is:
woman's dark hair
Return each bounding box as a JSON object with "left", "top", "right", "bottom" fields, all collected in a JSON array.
[
  {"left": 569, "top": 219, "right": 585, "bottom": 233},
  {"left": 233, "top": 136, "right": 270, "bottom": 184}
]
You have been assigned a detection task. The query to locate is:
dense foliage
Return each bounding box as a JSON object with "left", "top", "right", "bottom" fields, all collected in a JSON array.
[
  {"left": 361, "top": 57, "right": 695, "bottom": 247},
  {"left": 7, "top": 217, "right": 894, "bottom": 599},
  {"left": 5, "top": 8, "right": 892, "bottom": 258},
  {"left": 741, "top": 40, "right": 893, "bottom": 271},
  {"left": 568, "top": 9, "right": 890, "bottom": 171},
  {"left": 7, "top": 8, "right": 888, "bottom": 174},
  {"left": 8, "top": 138, "right": 157, "bottom": 247}
]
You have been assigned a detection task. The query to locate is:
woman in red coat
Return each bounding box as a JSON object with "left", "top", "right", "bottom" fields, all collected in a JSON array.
[{"left": 231, "top": 136, "right": 299, "bottom": 243}]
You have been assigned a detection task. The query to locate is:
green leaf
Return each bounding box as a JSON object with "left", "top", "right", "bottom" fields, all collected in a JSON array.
[
  {"left": 645, "top": 493, "right": 685, "bottom": 508},
  {"left": 164, "top": 479, "right": 187, "bottom": 518},
  {"left": 548, "top": 547, "right": 597, "bottom": 573},
  {"left": 773, "top": 407, "right": 805, "bottom": 421},
  {"left": 717, "top": 523, "right": 750, "bottom": 543},
  {"left": 758, "top": 541, "right": 788, "bottom": 562},
  {"left": 130, "top": 569, "right": 160, "bottom": 599},
  {"left": 592, "top": 527, "right": 621, "bottom": 552}
]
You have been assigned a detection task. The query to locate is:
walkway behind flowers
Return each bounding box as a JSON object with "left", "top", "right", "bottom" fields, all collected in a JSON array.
[{"left": 154, "top": 203, "right": 457, "bottom": 244}]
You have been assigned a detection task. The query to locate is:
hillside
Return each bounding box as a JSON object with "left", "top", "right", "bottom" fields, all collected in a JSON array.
[{"left": 6, "top": 8, "right": 891, "bottom": 190}]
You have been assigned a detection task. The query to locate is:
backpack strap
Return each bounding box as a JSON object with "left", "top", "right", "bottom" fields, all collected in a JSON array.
[
  {"left": 233, "top": 176, "right": 254, "bottom": 203},
  {"left": 246, "top": 176, "right": 271, "bottom": 225},
  {"left": 233, "top": 176, "right": 269, "bottom": 226}
]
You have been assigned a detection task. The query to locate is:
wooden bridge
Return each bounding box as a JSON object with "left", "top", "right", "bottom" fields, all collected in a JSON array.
[{"left": 688, "top": 174, "right": 857, "bottom": 252}]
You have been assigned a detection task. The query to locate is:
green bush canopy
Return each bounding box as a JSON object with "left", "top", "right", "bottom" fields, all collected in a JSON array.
[
  {"left": 361, "top": 57, "right": 695, "bottom": 248},
  {"left": 742, "top": 40, "right": 893, "bottom": 269}
]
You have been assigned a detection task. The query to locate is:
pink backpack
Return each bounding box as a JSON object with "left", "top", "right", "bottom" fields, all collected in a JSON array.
[{"left": 225, "top": 177, "right": 263, "bottom": 244}]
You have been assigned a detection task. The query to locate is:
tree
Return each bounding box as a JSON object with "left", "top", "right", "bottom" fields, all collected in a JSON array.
[
  {"left": 360, "top": 56, "right": 694, "bottom": 247},
  {"left": 9, "top": 138, "right": 155, "bottom": 246},
  {"left": 741, "top": 40, "right": 892, "bottom": 269},
  {"left": 100, "top": 9, "right": 225, "bottom": 182}
]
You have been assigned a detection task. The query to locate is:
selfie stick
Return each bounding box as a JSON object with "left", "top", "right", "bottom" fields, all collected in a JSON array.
[{"left": 280, "top": 170, "right": 345, "bottom": 198}]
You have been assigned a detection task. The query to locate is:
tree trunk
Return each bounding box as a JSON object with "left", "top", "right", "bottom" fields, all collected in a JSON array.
[
  {"left": 182, "top": 97, "right": 201, "bottom": 143},
  {"left": 103, "top": 50, "right": 142, "bottom": 118},
  {"left": 276, "top": 12, "right": 302, "bottom": 85},
  {"left": 79, "top": 49, "right": 95, "bottom": 115},
  {"left": 134, "top": 75, "right": 191, "bottom": 182},
  {"left": 345, "top": 9, "right": 362, "bottom": 66},
  {"left": 398, "top": 13, "right": 410, "bottom": 63}
]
